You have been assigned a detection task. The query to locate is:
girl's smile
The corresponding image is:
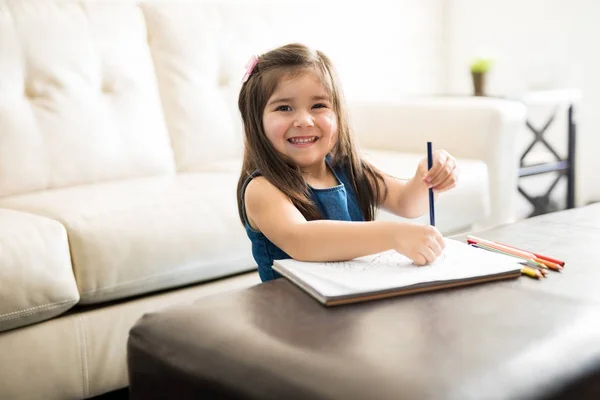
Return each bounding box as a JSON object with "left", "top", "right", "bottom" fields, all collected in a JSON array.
[
  {"left": 288, "top": 135, "right": 319, "bottom": 146},
  {"left": 262, "top": 70, "right": 338, "bottom": 175}
]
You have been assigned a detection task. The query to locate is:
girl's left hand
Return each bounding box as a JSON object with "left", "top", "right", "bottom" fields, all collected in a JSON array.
[{"left": 417, "top": 149, "right": 459, "bottom": 193}]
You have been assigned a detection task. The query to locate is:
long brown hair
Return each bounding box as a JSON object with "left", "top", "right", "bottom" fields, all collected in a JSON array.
[{"left": 236, "top": 43, "right": 386, "bottom": 224}]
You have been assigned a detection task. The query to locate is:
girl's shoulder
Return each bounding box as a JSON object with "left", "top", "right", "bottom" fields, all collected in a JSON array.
[
  {"left": 242, "top": 175, "right": 281, "bottom": 231},
  {"left": 242, "top": 170, "right": 262, "bottom": 185},
  {"left": 243, "top": 175, "right": 284, "bottom": 205}
]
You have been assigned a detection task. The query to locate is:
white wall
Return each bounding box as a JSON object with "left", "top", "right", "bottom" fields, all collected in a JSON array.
[
  {"left": 321, "top": 0, "right": 445, "bottom": 101},
  {"left": 151, "top": 0, "right": 446, "bottom": 100},
  {"left": 443, "top": 0, "right": 600, "bottom": 205},
  {"left": 260, "top": 0, "right": 445, "bottom": 101}
]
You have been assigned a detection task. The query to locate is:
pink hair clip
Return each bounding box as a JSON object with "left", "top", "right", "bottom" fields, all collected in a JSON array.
[{"left": 241, "top": 55, "right": 259, "bottom": 83}]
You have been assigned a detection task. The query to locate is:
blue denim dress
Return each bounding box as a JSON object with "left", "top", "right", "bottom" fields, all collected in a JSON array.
[{"left": 241, "top": 159, "right": 365, "bottom": 282}]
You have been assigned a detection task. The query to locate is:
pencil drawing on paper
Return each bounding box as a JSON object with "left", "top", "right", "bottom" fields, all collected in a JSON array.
[{"left": 323, "top": 251, "right": 447, "bottom": 271}]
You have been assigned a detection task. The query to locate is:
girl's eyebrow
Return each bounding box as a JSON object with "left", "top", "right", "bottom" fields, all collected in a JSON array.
[
  {"left": 267, "top": 95, "right": 330, "bottom": 108},
  {"left": 267, "top": 97, "right": 293, "bottom": 107}
]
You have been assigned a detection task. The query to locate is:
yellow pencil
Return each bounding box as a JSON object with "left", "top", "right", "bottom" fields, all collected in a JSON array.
[
  {"left": 521, "top": 266, "right": 543, "bottom": 279},
  {"left": 520, "top": 261, "right": 549, "bottom": 276}
]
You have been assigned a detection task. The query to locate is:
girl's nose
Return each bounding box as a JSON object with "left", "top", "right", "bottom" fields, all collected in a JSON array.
[{"left": 293, "top": 110, "right": 314, "bottom": 128}]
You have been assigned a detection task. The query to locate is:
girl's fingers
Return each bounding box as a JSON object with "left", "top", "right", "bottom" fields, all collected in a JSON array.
[
  {"left": 419, "top": 247, "right": 438, "bottom": 265},
  {"left": 423, "top": 150, "right": 448, "bottom": 184},
  {"left": 428, "top": 239, "right": 444, "bottom": 258},
  {"left": 435, "top": 182, "right": 457, "bottom": 193},
  {"left": 412, "top": 253, "right": 428, "bottom": 266},
  {"left": 429, "top": 156, "right": 456, "bottom": 187},
  {"left": 435, "top": 234, "right": 446, "bottom": 251},
  {"left": 432, "top": 170, "right": 458, "bottom": 192}
]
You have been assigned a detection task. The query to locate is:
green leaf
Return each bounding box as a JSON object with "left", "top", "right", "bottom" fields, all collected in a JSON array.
[{"left": 470, "top": 58, "right": 493, "bottom": 73}]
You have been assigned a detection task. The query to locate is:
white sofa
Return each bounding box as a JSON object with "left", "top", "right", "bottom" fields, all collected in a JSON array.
[{"left": 0, "top": 1, "right": 526, "bottom": 399}]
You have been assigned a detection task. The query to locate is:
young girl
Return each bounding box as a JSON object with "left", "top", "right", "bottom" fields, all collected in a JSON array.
[{"left": 237, "top": 43, "right": 458, "bottom": 282}]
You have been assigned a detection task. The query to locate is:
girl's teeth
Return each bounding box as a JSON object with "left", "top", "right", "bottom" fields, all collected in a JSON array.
[{"left": 290, "top": 137, "right": 316, "bottom": 144}]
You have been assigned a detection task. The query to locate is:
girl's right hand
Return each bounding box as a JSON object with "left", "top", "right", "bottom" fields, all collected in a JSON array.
[{"left": 394, "top": 223, "right": 445, "bottom": 266}]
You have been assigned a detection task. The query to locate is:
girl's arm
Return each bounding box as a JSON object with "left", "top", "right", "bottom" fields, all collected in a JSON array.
[
  {"left": 376, "top": 150, "right": 458, "bottom": 218},
  {"left": 244, "top": 176, "right": 443, "bottom": 264},
  {"left": 378, "top": 173, "right": 432, "bottom": 219}
]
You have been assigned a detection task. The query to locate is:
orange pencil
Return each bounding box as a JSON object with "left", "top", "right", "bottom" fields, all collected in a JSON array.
[{"left": 531, "top": 257, "right": 563, "bottom": 271}]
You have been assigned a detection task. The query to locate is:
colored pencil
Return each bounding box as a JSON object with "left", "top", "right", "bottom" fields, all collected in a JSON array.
[
  {"left": 518, "top": 261, "right": 549, "bottom": 277},
  {"left": 470, "top": 243, "right": 548, "bottom": 270},
  {"left": 467, "top": 236, "right": 563, "bottom": 271},
  {"left": 469, "top": 243, "right": 548, "bottom": 279},
  {"left": 520, "top": 266, "right": 544, "bottom": 279},
  {"left": 468, "top": 235, "right": 564, "bottom": 266},
  {"left": 427, "top": 142, "right": 435, "bottom": 227},
  {"left": 469, "top": 244, "right": 547, "bottom": 278},
  {"left": 467, "top": 235, "right": 534, "bottom": 258},
  {"left": 470, "top": 241, "right": 561, "bottom": 271},
  {"left": 495, "top": 240, "right": 565, "bottom": 267}
]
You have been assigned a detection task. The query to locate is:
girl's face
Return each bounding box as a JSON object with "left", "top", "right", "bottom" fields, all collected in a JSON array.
[{"left": 262, "top": 70, "right": 338, "bottom": 171}]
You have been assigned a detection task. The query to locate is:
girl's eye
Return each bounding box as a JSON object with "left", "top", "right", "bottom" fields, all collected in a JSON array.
[
  {"left": 313, "top": 103, "right": 328, "bottom": 109},
  {"left": 276, "top": 105, "right": 292, "bottom": 112}
]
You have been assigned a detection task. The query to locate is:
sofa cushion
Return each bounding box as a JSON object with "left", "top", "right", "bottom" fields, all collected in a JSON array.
[
  {"left": 0, "top": 173, "right": 255, "bottom": 305},
  {"left": 141, "top": 2, "right": 244, "bottom": 172},
  {"left": 364, "top": 150, "right": 489, "bottom": 234},
  {"left": 0, "top": 272, "right": 259, "bottom": 400},
  {"left": 0, "top": 209, "right": 79, "bottom": 332},
  {"left": 0, "top": 1, "right": 175, "bottom": 198}
]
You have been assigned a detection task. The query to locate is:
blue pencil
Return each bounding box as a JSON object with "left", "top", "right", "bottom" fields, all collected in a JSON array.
[{"left": 427, "top": 142, "right": 435, "bottom": 226}]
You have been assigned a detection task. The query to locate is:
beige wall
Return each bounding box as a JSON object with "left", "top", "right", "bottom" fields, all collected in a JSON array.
[{"left": 443, "top": 0, "right": 600, "bottom": 205}]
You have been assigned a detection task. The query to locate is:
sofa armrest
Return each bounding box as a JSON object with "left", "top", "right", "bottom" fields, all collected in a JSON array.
[
  {"left": 348, "top": 97, "right": 527, "bottom": 229},
  {"left": 0, "top": 209, "right": 79, "bottom": 332}
]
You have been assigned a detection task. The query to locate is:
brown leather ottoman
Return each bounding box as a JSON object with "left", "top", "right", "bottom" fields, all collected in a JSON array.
[{"left": 128, "top": 205, "right": 600, "bottom": 399}]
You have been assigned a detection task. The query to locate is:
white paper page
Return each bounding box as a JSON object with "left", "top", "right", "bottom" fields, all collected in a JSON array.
[{"left": 273, "top": 239, "right": 522, "bottom": 298}]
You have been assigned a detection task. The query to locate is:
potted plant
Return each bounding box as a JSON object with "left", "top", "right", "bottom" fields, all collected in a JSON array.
[{"left": 470, "top": 58, "right": 493, "bottom": 96}]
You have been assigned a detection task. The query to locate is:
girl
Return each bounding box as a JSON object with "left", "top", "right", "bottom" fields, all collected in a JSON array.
[{"left": 237, "top": 43, "right": 458, "bottom": 282}]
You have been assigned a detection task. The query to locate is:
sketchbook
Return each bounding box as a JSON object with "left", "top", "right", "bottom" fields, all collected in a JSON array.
[{"left": 272, "top": 239, "right": 522, "bottom": 306}]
